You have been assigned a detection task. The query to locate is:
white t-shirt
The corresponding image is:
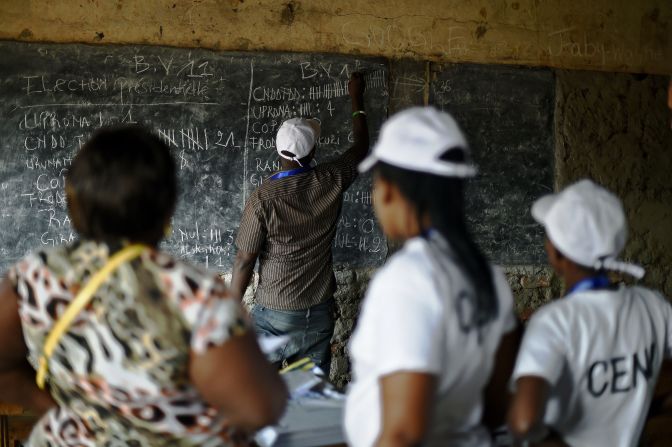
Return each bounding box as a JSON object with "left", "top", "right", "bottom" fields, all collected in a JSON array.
[
  {"left": 344, "top": 235, "right": 517, "bottom": 447},
  {"left": 512, "top": 285, "right": 672, "bottom": 447}
]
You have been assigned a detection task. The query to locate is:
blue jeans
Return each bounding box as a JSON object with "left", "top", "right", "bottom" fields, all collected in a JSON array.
[{"left": 251, "top": 300, "right": 334, "bottom": 373}]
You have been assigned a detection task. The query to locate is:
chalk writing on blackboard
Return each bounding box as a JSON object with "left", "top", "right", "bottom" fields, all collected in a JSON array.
[{"left": 0, "top": 42, "right": 389, "bottom": 272}]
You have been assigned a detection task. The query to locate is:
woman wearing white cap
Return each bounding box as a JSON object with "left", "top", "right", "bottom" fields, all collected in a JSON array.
[
  {"left": 508, "top": 180, "right": 672, "bottom": 446},
  {"left": 344, "top": 107, "right": 520, "bottom": 446}
]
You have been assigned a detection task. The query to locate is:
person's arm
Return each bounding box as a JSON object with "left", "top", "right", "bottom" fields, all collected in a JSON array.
[
  {"left": 482, "top": 268, "right": 522, "bottom": 430},
  {"left": 0, "top": 362, "right": 56, "bottom": 415},
  {"left": 507, "top": 307, "right": 567, "bottom": 446},
  {"left": 375, "top": 372, "right": 436, "bottom": 447},
  {"left": 508, "top": 376, "right": 552, "bottom": 444},
  {"left": 650, "top": 297, "right": 672, "bottom": 419},
  {"left": 0, "top": 277, "right": 56, "bottom": 416},
  {"left": 230, "top": 250, "right": 258, "bottom": 301},
  {"left": 482, "top": 323, "right": 523, "bottom": 430},
  {"left": 190, "top": 330, "right": 288, "bottom": 431},
  {"left": 345, "top": 71, "right": 369, "bottom": 164},
  {"left": 231, "top": 193, "right": 265, "bottom": 300}
]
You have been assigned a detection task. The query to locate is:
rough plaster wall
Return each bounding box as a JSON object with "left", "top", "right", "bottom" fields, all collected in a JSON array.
[
  {"left": 0, "top": 0, "right": 669, "bottom": 74},
  {"left": 555, "top": 72, "right": 672, "bottom": 298}
]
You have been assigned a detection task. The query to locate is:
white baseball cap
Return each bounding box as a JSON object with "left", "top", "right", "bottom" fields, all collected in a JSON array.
[
  {"left": 358, "top": 107, "right": 477, "bottom": 177},
  {"left": 276, "top": 118, "right": 321, "bottom": 163},
  {"left": 532, "top": 179, "right": 645, "bottom": 278}
]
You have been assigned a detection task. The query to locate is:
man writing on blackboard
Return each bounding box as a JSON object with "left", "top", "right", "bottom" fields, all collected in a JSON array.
[{"left": 231, "top": 72, "right": 368, "bottom": 373}]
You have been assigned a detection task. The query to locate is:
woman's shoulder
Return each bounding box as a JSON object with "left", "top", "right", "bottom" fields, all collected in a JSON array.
[
  {"left": 628, "top": 284, "right": 670, "bottom": 303},
  {"left": 384, "top": 237, "right": 434, "bottom": 274},
  {"left": 365, "top": 237, "right": 437, "bottom": 303},
  {"left": 622, "top": 285, "right": 672, "bottom": 322},
  {"left": 11, "top": 242, "right": 226, "bottom": 298},
  {"left": 145, "top": 249, "right": 210, "bottom": 278},
  {"left": 9, "top": 244, "right": 71, "bottom": 281},
  {"left": 143, "top": 249, "right": 228, "bottom": 298}
]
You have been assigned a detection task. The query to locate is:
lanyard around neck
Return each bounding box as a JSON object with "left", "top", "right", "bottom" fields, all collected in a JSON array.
[
  {"left": 566, "top": 275, "right": 611, "bottom": 297},
  {"left": 270, "top": 166, "right": 313, "bottom": 180},
  {"left": 36, "top": 244, "right": 147, "bottom": 389},
  {"left": 421, "top": 228, "right": 436, "bottom": 239}
]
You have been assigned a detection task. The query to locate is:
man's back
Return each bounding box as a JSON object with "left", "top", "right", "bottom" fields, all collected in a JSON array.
[
  {"left": 231, "top": 72, "right": 368, "bottom": 372},
  {"left": 236, "top": 152, "right": 358, "bottom": 310}
]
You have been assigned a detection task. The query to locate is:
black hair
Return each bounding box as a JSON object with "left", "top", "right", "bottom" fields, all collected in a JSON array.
[
  {"left": 375, "top": 149, "right": 498, "bottom": 328},
  {"left": 66, "top": 125, "right": 177, "bottom": 246}
]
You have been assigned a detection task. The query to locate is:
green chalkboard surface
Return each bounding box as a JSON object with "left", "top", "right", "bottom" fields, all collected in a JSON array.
[{"left": 0, "top": 41, "right": 389, "bottom": 272}]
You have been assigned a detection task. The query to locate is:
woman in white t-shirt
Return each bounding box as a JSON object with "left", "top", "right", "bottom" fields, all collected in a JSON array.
[
  {"left": 344, "top": 107, "right": 520, "bottom": 447},
  {"left": 508, "top": 180, "right": 672, "bottom": 446}
]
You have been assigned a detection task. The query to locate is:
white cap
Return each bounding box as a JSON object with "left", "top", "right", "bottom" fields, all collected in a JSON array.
[
  {"left": 532, "top": 179, "right": 645, "bottom": 279},
  {"left": 276, "top": 118, "right": 321, "bottom": 163},
  {"left": 358, "top": 107, "right": 477, "bottom": 177}
]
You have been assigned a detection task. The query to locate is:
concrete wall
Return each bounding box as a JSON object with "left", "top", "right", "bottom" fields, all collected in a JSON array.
[
  {"left": 0, "top": 0, "right": 670, "bottom": 74},
  {"left": 0, "top": 1, "right": 670, "bottom": 385}
]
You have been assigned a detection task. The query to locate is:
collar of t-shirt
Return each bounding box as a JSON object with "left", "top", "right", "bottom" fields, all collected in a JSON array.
[
  {"left": 566, "top": 275, "right": 611, "bottom": 297},
  {"left": 270, "top": 165, "right": 313, "bottom": 180}
]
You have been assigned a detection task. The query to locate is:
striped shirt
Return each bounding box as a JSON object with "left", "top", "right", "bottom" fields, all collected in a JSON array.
[{"left": 235, "top": 149, "right": 360, "bottom": 310}]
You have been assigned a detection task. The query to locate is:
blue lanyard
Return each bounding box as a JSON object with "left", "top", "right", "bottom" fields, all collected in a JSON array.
[
  {"left": 269, "top": 166, "right": 312, "bottom": 180},
  {"left": 421, "top": 228, "right": 437, "bottom": 239},
  {"left": 566, "top": 275, "right": 611, "bottom": 296}
]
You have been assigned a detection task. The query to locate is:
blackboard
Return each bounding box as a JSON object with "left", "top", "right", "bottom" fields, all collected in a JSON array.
[
  {"left": 0, "top": 41, "right": 389, "bottom": 273},
  {"left": 430, "top": 63, "right": 555, "bottom": 264}
]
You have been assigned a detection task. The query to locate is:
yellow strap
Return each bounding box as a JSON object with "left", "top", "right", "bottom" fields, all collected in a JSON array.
[
  {"left": 36, "top": 244, "right": 147, "bottom": 389},
  {"left": 279, "top": 357, "right": 315, "bottom": 374}
]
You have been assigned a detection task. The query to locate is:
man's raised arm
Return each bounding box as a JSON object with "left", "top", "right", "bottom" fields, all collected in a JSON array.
[{"left": 346, "top": 72, "right": 369, "bottom": 164}]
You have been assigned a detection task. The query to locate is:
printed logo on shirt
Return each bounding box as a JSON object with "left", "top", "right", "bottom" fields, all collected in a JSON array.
[
  {"left": 586, "top": 343, "right": 656, "bottom": 397},
  {"left": 456, "top": 290, "right": 484, "bottom": 344}
]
